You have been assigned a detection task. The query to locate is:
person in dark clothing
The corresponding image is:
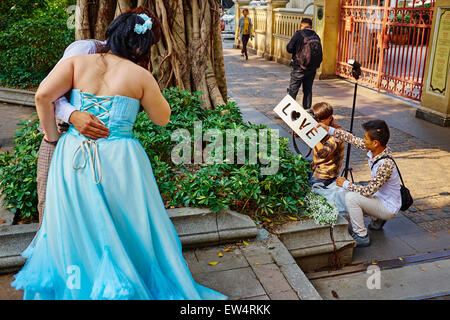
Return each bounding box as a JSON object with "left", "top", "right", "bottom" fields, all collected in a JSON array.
[
  {"left": 236, "top": 8, "right": 254, "bottom": 60},
  {"left": 286, "top": 18, "right": 322, "bottom": 110}
]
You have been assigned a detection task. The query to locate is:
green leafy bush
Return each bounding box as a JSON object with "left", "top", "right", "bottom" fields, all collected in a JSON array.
[
  {"left": 0, "top": 1, "right": 74, "bottom": 31},
  {"left": 0, "top": 1, "right": 47, "bottom": 31},
  {"left": 133, "top": 88, "right": 313, "bottom": 220},
  {"left": 0, "top": 2, "right": 75, "bottom": 89},
  {"left": 0, "top": 115, "right": 42, "bottom": 221}
]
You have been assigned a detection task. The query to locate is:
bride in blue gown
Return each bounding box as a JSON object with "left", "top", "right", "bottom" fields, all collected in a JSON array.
[{"left": 11, "top": 11, "right": 227, "bottom": 300}]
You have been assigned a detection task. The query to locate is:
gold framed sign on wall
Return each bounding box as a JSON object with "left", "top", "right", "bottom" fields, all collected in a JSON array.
[{"left": 429, "top": 7, "right": 450, "bottom": 96}]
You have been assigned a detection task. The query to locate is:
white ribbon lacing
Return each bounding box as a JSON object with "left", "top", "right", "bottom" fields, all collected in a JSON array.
[
  {"left": 72, "top": 140, "right": 102, "bottom": 184},
  {"left": 71, "top": 93, "right": 112, "bottom": 184}
]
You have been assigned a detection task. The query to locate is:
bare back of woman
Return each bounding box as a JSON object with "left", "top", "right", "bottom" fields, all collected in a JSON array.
[
  {"left": 36, "top": 52, "right": 170, "bottom": 142},
  {"left": 72, "top": 53, "right": 144, "bottom": 100}
]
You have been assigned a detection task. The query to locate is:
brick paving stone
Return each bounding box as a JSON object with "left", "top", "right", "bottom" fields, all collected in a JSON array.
[
  {"left": 239, "top": 242, "right": 274, "bottom": 266},
  {"left": 251, "top": 263, "right": 296, "bottom": 298},
  {"left": 0, "top": 103, "right": 36, "bottom": 151},
  {"left": 189, "top": 245, "right": 249, "bottom": 274},
  {"left": 409, "top": 215, "right": 427, "bottom": 224},
  {"left": 427, "top": 208, "right": 450, "bottom": 219},
  {"left": 439, "top": 211, "right": 450, "bottom": 219},
  {"left": 0, "top": 274, "right": 22, "bottom": 300},
  {"left": 192, "top": 267, "right": 266, "bottom": 300},
  {"left": 418, "top": 218, "right": 450, "bottom": 233},
  {"left": 241, "top": 294, "right": 270, "bottom": 300},
  {"left": 267, "top": 290, "right": 299, "bottom": 300}
]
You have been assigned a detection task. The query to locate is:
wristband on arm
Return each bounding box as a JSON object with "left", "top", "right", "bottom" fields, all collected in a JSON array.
[{"left": 43, "top": 138, "right": 58, "bottom": 146}]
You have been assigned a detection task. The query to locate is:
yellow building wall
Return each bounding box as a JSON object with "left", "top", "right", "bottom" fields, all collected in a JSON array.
[
  {"left": 313, "top": 0, "right": 340, "bottom": 79},
  {"left": 418, "top": 0, "right": 450, "bottom": 126}
]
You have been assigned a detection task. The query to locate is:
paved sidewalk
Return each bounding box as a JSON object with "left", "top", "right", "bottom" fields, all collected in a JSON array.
[
  {"left": 311, "top": 256, "right": 450, "bottom": 300},
  {"left": 223, "top": 40, "right": 450, "bottom": 264},
  {"left": 0, "top": 102, "right": 35, "bottom": 152},
  {"left": 0, "top": 273, "right": 22, "bottom": 300},
  {"left": 185, "top": 232, "right": 320, "bottom": 300}
]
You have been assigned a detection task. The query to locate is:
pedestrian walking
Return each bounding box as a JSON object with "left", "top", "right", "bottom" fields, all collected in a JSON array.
[
  {"left": 236, "top": 8, "right": 254, "bottom": 60},
  {"left": 286, "top": 18, "right": 322, "bottom": 109}
]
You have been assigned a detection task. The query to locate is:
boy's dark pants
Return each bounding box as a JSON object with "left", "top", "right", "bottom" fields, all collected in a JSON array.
[{"left": 288, "top": 68, "right": 316, "bottom": 109}]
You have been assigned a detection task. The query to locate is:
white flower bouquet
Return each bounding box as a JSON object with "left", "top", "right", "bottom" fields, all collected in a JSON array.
[{"left": 304, "top": 191, "right": 339, "bottom": 226}]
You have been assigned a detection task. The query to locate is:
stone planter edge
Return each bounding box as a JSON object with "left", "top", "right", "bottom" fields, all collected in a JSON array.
[
  {"left": 0, "top": 87, "right": 36, "bottom": 107},
  {"left": 272, "top": 215, "right": 356, "bottom": 272}
]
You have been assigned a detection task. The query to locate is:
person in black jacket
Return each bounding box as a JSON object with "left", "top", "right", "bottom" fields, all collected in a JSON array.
[{"left": 286, "top": 18, "right": 322, "bottom": 110}]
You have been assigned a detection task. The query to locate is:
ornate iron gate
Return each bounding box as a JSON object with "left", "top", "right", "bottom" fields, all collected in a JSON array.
[{"left": 336, "top": 0, "right": 435, "bottom": 101}]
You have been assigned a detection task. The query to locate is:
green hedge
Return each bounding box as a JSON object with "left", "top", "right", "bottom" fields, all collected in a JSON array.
[
  {"left": 134, "top": 88, "right": 313, "bottom": 218},
  {"left": 0, "top": 1, "right": 48, "bottom": 31},
  {"left": 0, "top": 2, "right": 75, "bottom": 89},
  {"left": 0, "top": 116, "right": 42, "bottom": 220}
]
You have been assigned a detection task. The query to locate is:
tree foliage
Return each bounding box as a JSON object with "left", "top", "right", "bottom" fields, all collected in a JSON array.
[{"left": 0, "top": 1, "right": 75, "bottom": 88}]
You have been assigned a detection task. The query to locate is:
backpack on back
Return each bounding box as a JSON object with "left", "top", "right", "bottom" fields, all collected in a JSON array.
[{"left": 295, "top": 30, "right": 323, "bottom": 70}]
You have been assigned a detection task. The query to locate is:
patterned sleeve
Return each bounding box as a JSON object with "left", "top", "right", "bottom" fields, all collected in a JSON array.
[
  {"left": 333, "top": 129, "right": 367, "bottom": 150},
  {"left": 345, "top": 159, "right": 395, "bottom": 197}
]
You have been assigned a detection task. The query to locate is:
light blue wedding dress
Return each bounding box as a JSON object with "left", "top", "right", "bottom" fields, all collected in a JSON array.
[{"left": 11, "top": 89, "right": 227, "bottom": 300}]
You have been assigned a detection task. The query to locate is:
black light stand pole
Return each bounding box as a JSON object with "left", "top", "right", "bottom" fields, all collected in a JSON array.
[
  {"left": 342, "top": 60, "right": 361, "bottom": 183},
  {"left": 342, "top": 81, "right": 357, "bottom": 182}
]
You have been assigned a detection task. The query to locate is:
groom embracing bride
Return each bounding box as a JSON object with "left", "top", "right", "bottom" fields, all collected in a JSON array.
[
  {"left": 36, "top": 6, "right": 160, "bottom": 226},
  {"left": 12, "top": 6, "right": 227, "bottom": 300}
]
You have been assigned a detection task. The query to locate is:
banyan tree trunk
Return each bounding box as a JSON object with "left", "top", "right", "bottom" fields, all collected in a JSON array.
[{"left": 75, "top": 0, "right": 227, "bottom": 109}]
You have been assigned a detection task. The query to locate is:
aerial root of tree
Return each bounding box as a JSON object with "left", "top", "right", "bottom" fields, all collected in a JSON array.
[{"left": 75, "top": 0, "right": 227, "bottom": 109}]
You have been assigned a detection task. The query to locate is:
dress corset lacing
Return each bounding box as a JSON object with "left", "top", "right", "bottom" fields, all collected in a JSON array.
[{"left": 72, "top": 93, "right": 112, "bottom": 184}]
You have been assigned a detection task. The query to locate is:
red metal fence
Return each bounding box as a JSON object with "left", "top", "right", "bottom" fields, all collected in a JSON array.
[{"left": 336, "top": 0, "right": 435, "bottom": 101}]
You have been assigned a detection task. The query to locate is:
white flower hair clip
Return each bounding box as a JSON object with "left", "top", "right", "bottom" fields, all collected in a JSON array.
[{"left": 134, "top": 14, "right": 153, "bottom": 34}]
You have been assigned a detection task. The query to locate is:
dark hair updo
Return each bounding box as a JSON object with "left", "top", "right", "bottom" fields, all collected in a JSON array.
[{"left": 102, "top": 10, "right": 161, "bottom": 69}]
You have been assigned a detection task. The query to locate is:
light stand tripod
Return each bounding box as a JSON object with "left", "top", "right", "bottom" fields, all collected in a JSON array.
[{"left": 341, "top": 59, "right": 362, "bottom": 183}]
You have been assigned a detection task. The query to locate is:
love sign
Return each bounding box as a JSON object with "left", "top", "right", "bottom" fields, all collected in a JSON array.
[{"left": 273, "top": 95, "right": 327, "bottom": 149}]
